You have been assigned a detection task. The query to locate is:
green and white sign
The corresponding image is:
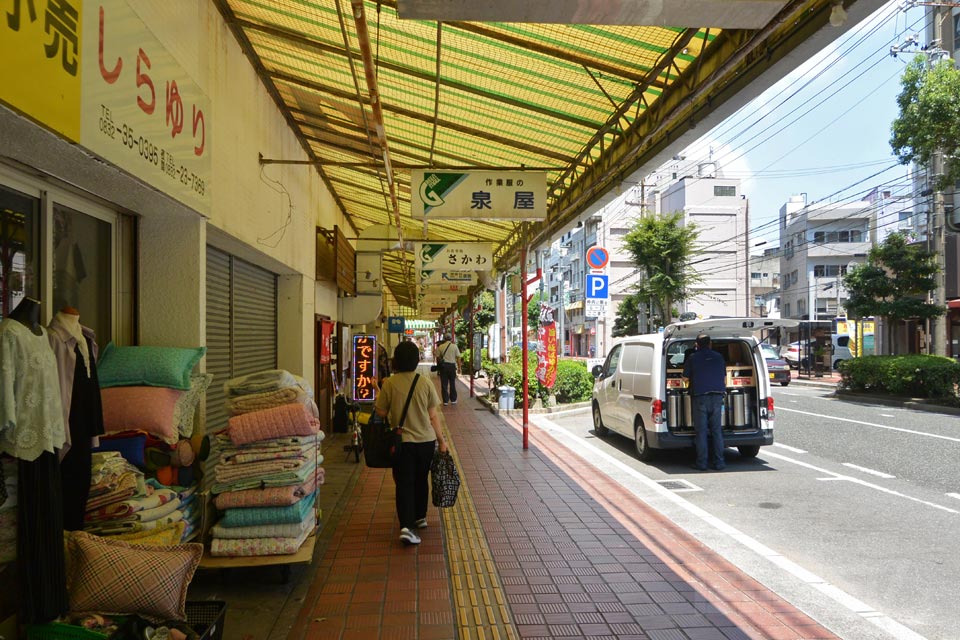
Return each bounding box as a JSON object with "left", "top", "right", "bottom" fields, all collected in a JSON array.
[
  {"left": 411, "top": 170, "right": 547, "bottom": 220},
  {"left": 419, "top": 269, "right": 477, "bottom": 284},
  {"left": 418, "top": 242, "right": 493, "bottom": 270}
]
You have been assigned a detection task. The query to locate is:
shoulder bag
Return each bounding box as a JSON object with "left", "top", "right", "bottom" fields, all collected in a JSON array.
[
  {"left": 361, "top": 374, "right": 420, "bottom": 468},
  {"left": 430, "top": 344, "right": 451, "bottom": 373}
]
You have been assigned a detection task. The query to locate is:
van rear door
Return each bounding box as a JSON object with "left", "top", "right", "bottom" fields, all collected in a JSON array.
[{"left": 664, "top": 317, "right": 799, "bottom": 340}]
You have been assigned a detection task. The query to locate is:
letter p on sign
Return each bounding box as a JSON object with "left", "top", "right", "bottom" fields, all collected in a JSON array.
[{"left": 586, "top": 274, "right": 608, "bottom": 299}]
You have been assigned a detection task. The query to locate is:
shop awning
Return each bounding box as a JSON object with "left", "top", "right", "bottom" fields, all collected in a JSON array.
[{"left": 565, "top": 300, "right": 584, "bottom": 312}]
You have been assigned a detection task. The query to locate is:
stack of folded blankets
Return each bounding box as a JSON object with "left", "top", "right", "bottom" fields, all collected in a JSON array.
[
  {"left": 84, "top": 452, "right": 186, "bottom": 539},
  {"left": 208, "top": 370, "right": 324, "bottom": 557}
]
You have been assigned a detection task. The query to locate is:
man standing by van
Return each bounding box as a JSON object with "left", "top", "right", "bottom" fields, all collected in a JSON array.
[
  {"left": 683, "top": 333, "right": 726, "bottom": 471},
  {"left": 436, "top": 335, "right": 461, "bottom": 405}
]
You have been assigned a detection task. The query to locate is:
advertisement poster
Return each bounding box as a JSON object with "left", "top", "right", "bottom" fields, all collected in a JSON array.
[{"left": 319, "top": 320, "right": 333, "bottom": 364}]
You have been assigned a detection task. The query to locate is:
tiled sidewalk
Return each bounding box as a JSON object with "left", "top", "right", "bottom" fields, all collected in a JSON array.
[{"left": 290, "top": 378, "right": 838, "bottom": 639}]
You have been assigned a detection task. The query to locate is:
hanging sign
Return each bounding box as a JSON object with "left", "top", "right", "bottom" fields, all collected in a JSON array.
[
  {"left": 419, "top": 269, "right": 477, "bottom": 284},
  {"left": 352, "top": 335, "right": 378, "bottom": 403},
  {"left": 387, "top": 316, "right": 406, "bottom": 333},
  {"left": 411, "top": 170, "right": 547, "bottom": 220},
  {"left": 472, "top": 332, "right": 483, "bottom": 371},
  {"left": 417, "top": 242, "right": 493, "bottom": 270}
]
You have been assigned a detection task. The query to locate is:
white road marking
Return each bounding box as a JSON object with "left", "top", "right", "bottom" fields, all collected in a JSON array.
[
  {"left": 947, "top": 493, "right": 960, "bottom": 501},
  {"left": 772, "top": 443, "right": 807, "bottom": 454},
  {"left": 778, "top": 406, "right": 960, "bottom": 443},
  {"left": 842, "top": 463, "right": 896, "bottom": 479},
  {"left": 880, "top": 414, "right": 895, "bottom": 418},
  {"left": 764, "top": 450, "right": 958, "bottom": 514},
  {"left": 529, "top": 415, "right": 931, "bottom": 640}
]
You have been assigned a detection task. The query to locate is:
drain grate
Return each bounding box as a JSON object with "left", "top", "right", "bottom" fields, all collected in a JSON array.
[{"left": 656, "top": 479, "right": 702, "bottom": 492}]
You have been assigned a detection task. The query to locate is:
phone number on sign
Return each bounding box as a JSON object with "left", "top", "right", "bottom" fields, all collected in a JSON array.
[{"left": 98, "top": 106, "right": 207, "bottom": 197}]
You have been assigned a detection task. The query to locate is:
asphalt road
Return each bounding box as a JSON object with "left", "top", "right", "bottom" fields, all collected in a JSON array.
[{"left": 540, "top": 386, "right": 960, "bottom": 640}]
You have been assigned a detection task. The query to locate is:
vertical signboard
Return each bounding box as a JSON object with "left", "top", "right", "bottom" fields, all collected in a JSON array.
[
  {"left": 320, "top": 320, "right": 334, "bottom": 364},
  {"left": 352, "top": 334, "right": 378, "bottom": 403}
]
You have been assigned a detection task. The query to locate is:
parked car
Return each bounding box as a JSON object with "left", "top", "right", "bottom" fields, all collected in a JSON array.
[
  {"left": 591, "top": 317, "right": 798, "bottom": 462},
  {"left": 782, "top": 336, "right": 851, "bottom": 370},
  {"left": 761, "top": 344, "right": 790, "bottom": 386}
]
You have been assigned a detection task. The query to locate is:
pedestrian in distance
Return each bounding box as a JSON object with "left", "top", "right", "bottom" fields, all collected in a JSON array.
[
  {"left": 435, "top": 334, "right": 461, "bottom": 406},
  {"left": 375, "top": 341, "right": 448, "bottom": 545},
  {"left": 682, "top": 333, "right": 727, "bottom": 471}
]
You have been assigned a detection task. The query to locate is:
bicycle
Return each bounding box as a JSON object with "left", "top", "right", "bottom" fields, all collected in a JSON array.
[{"left": 342, "top": 400, "right": 372, "bottom": 463}]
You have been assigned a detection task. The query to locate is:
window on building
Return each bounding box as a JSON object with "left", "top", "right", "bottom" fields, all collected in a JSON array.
[
  {"left": 791, "top": 270, "right": 799, "bottom": 285},
  {"left": 850, "top": 229, "right": 862, "bottom": 242},
  {"left": 714, "top": 186, "right": 736, "bottom": 197},
  {"left": 751, "top": 272, "right": 761, "bottom": 279},
  {"left": 798, "top": 299, "right": 806, "bottom": 314},
  {"left": 784, "top": 303, "right": 791, "bottom": 317}
]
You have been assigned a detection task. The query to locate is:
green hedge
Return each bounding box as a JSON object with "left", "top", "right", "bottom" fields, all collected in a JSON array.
[
  {"left": 838, "top": 354, "right": 960, "bottom": 398},
  {"left": 553, "top": 360, "right": 595, "bottom": 404},
  {"left": 484, "top": 353, "right": 594, "bottom": 405}
]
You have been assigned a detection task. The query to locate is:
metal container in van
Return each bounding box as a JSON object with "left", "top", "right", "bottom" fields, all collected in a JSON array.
[{"left": 590, "top": 317, "right": 798, "bottom": 462}]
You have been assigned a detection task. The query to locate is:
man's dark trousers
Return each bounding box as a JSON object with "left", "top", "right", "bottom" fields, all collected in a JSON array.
[
  {"left": 439, "top": 363, "right": 458, "bottom": 403},
  {"left": 693, "top": 393, "right": 725, "bottom": 469}
]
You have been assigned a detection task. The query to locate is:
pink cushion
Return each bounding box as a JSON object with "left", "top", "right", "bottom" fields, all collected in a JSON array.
[{"left": 101, "top": 387, "right": 184, "bottom": 444}]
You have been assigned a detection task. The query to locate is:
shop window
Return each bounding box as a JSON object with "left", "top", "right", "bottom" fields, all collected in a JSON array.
[
  {"left": 0, "top": 185, "right": 40, "bottom": 318},
  {"left": 53, "top": 205, "right": 113, "bottom": 344}
]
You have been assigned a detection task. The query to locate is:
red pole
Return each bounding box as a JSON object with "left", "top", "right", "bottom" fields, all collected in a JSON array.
[
  {"left": 521, "top": 245, "right": 529, "bottom": 449},
  {"left": 469, "top": 293, "right": 475, "bottom": 398}
]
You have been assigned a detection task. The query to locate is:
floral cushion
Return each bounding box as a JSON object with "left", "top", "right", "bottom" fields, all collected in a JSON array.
[
  {"left": 97, "top": 343, "right": 206, "bottom": 391},
  {"left": 66, "top": 530, "right": 202, "bottom": 622}
]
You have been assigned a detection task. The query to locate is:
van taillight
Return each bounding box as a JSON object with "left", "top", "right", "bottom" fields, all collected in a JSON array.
[
  {"left": 652, "top": 399, "right": 665, "bottom": 424},
  {"left": 766, "top": 397, "right": 775, "bottom": 421}
]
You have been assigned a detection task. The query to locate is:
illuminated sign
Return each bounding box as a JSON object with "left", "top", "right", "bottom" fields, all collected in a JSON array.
[{"left": 352, "top": 334, "right": 378, "bottom": 403}]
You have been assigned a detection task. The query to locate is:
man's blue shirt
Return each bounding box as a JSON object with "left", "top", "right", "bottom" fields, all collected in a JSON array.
[{"left": 682, "top": 348, "right": 726, "bottom": 395}]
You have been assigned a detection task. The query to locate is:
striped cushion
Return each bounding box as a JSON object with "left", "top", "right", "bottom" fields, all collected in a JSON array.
[{"left": 66, "top": 530, "right": 202, "bottom": 622}]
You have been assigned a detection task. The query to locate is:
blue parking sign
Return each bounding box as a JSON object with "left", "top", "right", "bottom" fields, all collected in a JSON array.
[{"left": 585, "top": 274, "right": 608, "bottom": 299}]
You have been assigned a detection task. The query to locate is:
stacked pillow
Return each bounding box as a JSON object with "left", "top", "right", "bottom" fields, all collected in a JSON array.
[{"left": 93, "top": 344, "right": 210, "bottom": 543}]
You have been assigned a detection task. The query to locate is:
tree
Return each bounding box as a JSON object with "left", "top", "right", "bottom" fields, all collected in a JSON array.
[
  {"left": 842, "top": 232, "right": 944, "bottom": 354},
  {"left": 621, "top": 211, "right": 701, "bottom": 329},
  {"left": 890, "top": 55, "right": 960, "bottom": 193},
  {"left": 612, "top": 292, "right": 643, "bottom": 337},
  {"left": 455, "top": 290, "right": 495, "bottom": 345}
]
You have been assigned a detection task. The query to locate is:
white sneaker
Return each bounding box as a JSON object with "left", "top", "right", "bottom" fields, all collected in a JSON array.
[
  {"left": 415, "top": 518, "right": 428, "bottom": 529},
  {"left": 399, "top": 527, "right": 421, "bottom": 545}
]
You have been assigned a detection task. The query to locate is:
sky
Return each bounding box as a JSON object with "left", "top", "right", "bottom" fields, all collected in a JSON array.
[{"left": 661, "top": 0, "right": 928, "bottom": 252}]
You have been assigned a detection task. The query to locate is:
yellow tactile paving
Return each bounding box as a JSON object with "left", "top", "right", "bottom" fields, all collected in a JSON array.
[{"left": 437, "top": 411, "right": 519, "bottom": 640}]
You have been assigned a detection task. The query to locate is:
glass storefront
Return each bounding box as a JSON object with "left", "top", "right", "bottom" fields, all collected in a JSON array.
[{"left": 0, "top": 184, "right": 40, "bottom": 318}]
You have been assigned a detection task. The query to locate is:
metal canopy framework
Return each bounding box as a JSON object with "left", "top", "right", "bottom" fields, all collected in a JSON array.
[{"left": 215, "top": 0, "right": 872, "bottom": 311}]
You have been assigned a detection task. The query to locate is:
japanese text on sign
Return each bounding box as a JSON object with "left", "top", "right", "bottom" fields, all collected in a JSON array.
[
  {"left": 352, "top": 335, "right": 378, "bottom": 403},
  {"left": 417, "top": 242, "right": 493, "bottom": 271},
  {"left": 411, "top": 170, "right": 547, "bottom": 220},
  {"left": 81, "top": 1, "right": 212, "bottom": 215}
]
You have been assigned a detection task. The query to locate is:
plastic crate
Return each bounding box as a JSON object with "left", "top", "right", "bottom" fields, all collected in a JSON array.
[
  {"left": 186, "top": 600, "right": 226, "bottom": 640},
  {"left": 24, "top": 623, "right": 108, "bottom": 640}
]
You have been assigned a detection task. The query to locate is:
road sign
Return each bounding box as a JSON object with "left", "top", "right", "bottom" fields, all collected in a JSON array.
[
  {"left": 585, "top": 246, "right": 609, "bottom": 271},
  {"left": 585, "top": 274, "right": 609, "bottom": 299},
  {"left": 585, "top": 298, "right": 607, "bottom": 318}
]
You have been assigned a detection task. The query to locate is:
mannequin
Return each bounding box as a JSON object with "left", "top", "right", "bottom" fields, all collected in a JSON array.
[
  {"left": 0, "top": 299, "right": 69, "bottom": 623},
  {"left": 9, "top": 297, "right": 41, "bottom": 334},
  {"left": 48, "top": 307, "right": 104, "bottom": 531}
]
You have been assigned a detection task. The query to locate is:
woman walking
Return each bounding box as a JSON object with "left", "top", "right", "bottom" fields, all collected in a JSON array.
[{"left": 375, "top": 341, "right": 448, "bottom": 545}]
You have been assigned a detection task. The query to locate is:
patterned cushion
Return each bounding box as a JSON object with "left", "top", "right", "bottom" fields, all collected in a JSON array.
[
  {"left": 174, "top": 373, "right": 213, "bottom": 437},
  {"left": 98, "top": 343, "right": 206, "bottom": 391},
  {"left": 101, "top": 387, "right": 184, "bottom": 444},
  {"left": 66, "top": 530, "right": 202, "bottom": 622}
]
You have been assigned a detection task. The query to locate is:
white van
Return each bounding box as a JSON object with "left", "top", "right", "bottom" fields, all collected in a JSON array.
[{"left": 591, "top": 317, "right": 799, "bottom": 461}]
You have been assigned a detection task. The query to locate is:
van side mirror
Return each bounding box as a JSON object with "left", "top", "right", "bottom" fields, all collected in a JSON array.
[{"left": 591, "top": 365, "right": 604, "bottom": 378}]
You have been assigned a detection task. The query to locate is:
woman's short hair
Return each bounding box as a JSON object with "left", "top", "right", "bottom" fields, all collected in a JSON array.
[{"left": 393, "top": 340, "right": 421, "bottom": 372}]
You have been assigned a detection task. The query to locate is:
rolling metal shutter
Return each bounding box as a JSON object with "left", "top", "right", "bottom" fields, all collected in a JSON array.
[{"left": 204, "top": 246, "right": 278, "bottom": 433}]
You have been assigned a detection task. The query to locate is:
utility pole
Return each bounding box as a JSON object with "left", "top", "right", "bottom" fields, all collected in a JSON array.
[{"left": 932, "top": 4, "right": 949, "bottom": 356}]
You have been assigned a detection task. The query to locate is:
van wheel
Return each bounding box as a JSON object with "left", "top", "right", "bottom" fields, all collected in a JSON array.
[
  {"left": 634, "top": 422, "right": 654, "bottom": 462},
  {"left": 592, "top": 402, "right": 608, "bottom": 437},
  {"left": 738, "top": 445, "right": 760, "bottom": 459}
]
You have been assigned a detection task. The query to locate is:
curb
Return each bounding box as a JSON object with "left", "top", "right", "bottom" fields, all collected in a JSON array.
[
  {"left": 473, "top": 392, "right": 591, "bottom": 416},
  {"left": 834, "top": 390, "right": 960, "bottom": 416}
]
